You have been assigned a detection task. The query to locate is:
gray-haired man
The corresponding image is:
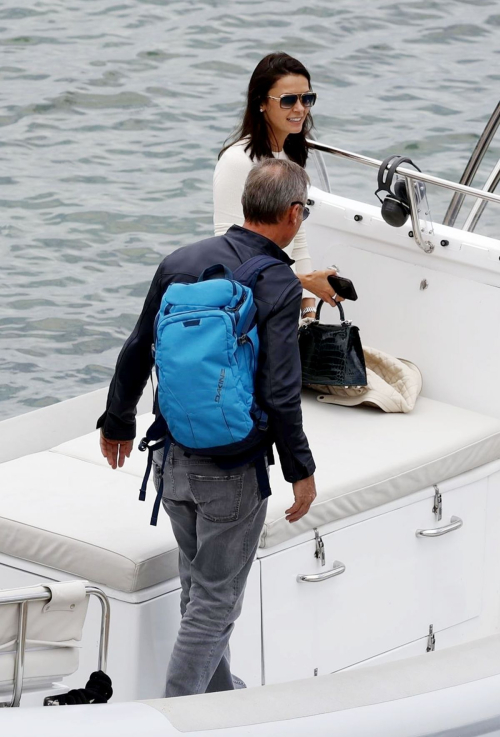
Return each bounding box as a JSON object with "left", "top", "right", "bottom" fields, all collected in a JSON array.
[{"left": 98, "top": 158, "right": 317, "bottom": 696}]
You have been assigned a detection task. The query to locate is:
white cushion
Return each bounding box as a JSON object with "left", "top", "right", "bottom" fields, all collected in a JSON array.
[
  {"left": 52, "top": 414, "right": 157, "bottom": 477},
  {"left": 262, "top": 394, "right": 500, "bottom": 548},
  {"left": 0, "top": 583, "right": 87, "bottom": 692},
  {"left": 0, "top": 583, "right": 89, "bottom": 649},
  {"left": 0, "top": 647, "right": 79, "bottom": 687},
  {"left": 0, "top": 452, "right": 178, "bottom": 593},
  {"left": 1, "top": 395, "right": 500, "bottom": 592}
]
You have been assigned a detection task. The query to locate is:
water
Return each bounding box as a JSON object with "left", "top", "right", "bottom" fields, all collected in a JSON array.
[{"left": 1, "top": 0, "right": 499, "bottom": 421}]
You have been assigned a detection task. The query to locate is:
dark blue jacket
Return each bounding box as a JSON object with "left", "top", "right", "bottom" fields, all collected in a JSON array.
[{"left": 97, "top": 225, "right": 315, "bottom": 483}]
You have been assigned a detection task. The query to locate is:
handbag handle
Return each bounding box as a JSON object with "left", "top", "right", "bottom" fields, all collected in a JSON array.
[{"left": 316, "top": 299, "right": 345, "bottom": 322}]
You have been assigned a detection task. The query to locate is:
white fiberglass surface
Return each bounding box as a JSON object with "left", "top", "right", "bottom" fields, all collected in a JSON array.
[
  {"left": 2, "top": 676, "right": 500, "bottom": 737},
  {"left": 304, "top": 191, "right": 500, "bottom": 419}
]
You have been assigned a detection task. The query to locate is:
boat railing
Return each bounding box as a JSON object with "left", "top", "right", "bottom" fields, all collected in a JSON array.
[
  {"left": 0, "top": 584, "right": 110, "bottom": 708},
  {"left": 443, "top": 101, "right": 500, "bottom": 229},
  {"left": 307, "top": 139, "right": 500, "bottom": 253}
]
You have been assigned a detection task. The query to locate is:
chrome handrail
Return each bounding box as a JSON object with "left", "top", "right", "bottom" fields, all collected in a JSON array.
[
  {"left": 11, "top": 602, "right": 28, "bottom": 710},
  {"left": 463, "top": 157, "right": 500, "bottom": 232},
  {"left": 0, "top": 584, "right": 110, "bottom": 708},
  {"left": 307, "top": 139, "right": 500, "bottom": 206},
  {"left": 443, "top": 101, "right": 500, "bottom": 227}
]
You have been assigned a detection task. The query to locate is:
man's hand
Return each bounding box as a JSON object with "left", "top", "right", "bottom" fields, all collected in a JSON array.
[
  {"left": 286, "top": 475, "right": 317, "bottom": 523},
  {"left": 100, "top": 430, "right": 133, "bottom": 470}
]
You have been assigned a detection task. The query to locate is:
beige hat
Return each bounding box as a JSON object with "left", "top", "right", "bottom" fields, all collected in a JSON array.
[{"left": 309, "top": 346, "right": 422, "bottom": 413}]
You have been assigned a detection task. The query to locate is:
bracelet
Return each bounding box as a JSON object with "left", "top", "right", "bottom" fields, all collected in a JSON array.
[{"left": 301, "top": 306, "right": 316, "bottom": 318}]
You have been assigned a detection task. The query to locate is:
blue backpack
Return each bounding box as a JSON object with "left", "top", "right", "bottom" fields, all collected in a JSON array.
[{"left": 139, "top": 254, "right": 282, "bottom": 525}]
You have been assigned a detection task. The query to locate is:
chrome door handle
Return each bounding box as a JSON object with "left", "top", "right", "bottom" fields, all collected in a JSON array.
[
  {"left": 416, "top": 516, "right": 463, "bottom": 538},
  {"left": 297, "top": 560, "right": 346, "bottom": 583}
]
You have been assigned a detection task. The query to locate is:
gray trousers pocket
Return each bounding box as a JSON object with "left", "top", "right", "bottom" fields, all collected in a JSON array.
[{"left": 187, "top": 473, "right": 243, "bottom": 522}]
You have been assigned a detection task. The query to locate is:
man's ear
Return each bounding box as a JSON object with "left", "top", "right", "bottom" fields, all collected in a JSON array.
[{"left": 290, "top": 203, "right": 301, "bottom": 226}]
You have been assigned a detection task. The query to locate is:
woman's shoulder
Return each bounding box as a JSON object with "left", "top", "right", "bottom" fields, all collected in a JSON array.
[
  {"left": 214, "top": 138, "right": 253, "bottom": 184},
  {"left": 218, "top": 137, "right": 252, "bottom": 165}
]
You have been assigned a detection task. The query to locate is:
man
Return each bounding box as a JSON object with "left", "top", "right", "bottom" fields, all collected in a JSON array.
[{"left": 98, "top": 158, "right": 316, "bottom": 696}]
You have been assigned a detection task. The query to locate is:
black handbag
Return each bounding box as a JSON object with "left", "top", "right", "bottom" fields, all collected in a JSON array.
[{"left": 298, "top": 300, "right": 367, "bottom": 387}]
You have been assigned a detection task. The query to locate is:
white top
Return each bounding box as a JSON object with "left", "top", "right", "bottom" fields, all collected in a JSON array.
[{"left": 213, "top": 138, "right": 314, "bottom": 297}]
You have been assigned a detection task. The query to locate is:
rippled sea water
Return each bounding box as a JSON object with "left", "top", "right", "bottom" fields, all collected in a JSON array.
[{"left": 1, "top": 0, "right": 499, "bottom": 420}]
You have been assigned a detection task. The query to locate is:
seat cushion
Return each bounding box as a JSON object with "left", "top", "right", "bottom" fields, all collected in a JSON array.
[
  {"left": 1, "top": 395, "right": 500, "bottom": 592},
  {"left": 0, "top": 647, "right": 79, "bottom": 686},
  {"left": 0, "top": 583, "right": 89, "bottom": 648},
  {"left": 0, "top": 452, "right": 178, "bottom": 593},
  {"left": 52, "top": 413, "right": 157, "bottom": 477},
  {"left": 262, "top": 393, "right": 500, "bottom": 548}
]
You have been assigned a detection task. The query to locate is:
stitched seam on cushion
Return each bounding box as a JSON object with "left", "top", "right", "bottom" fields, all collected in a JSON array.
[
  {"left": 266, "top": 431, "right": 500, "bottom": 528},
  {"left": 0, "top": 521, "right": 177, "bottom": 591},
  {"left": 49, "top": 448, "right": 142, "bottom": 474},
  {"left": 0, "top": 549, "right": 117, "bottom": 590},
  {"left": 0, "top": 517, "right": 151, "bottom": 567}
]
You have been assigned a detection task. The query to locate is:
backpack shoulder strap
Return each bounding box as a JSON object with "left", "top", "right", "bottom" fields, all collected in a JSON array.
[
  {"left": 233, "top": 255, "right": 283, "bottom": 291},
  {"left": 233, "top": 255, "right": 283, "bottom": 337}
]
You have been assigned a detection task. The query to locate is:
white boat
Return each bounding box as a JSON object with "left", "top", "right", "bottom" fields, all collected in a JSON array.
[{"left": 2, "top": 111, "right": 500, "bottom": 735}]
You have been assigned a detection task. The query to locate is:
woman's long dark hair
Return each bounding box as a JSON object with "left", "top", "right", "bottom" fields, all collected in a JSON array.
[{"left": 219, "top": 52, "right": 314, "bottom": 168}]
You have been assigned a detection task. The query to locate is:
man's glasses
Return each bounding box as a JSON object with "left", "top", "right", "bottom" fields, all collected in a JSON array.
[
  {"left": 267, "top": 92, "right": 317, "bottom": 109},
  {"left": 291, "top": 202, "right": 310, "bottom": 220}
]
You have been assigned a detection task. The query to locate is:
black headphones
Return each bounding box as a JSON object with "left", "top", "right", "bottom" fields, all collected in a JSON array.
[{"left": 375, "top": 155, "right": 425, "bottom": 228}]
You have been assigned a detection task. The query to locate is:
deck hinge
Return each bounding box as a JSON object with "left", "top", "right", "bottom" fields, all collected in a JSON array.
[
  {"left": 313, "top": 528, "right": 326, "bottom": 567},
  {"left": 426, "top": 624, "right": 436, "bottom": 652},
  {"left": 432, "top": 485, "right": 442, "bottom": 521}
]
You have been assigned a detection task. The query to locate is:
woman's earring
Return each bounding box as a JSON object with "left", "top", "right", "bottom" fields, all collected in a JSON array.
[{"left": 260, "top": 108, "right": 264, "bottom": 113}]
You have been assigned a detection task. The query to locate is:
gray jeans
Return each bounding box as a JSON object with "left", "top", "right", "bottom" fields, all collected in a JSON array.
[{"left": 153, "top": 443, "right": 268, "bottom": 697}]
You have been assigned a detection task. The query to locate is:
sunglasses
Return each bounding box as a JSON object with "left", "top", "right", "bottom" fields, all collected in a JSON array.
[
  {"left": 291, "top": 201, "right": 310, "bottom": 220},
  {"left": 267, "top": 92, "right": 317, "bottom": 109}
]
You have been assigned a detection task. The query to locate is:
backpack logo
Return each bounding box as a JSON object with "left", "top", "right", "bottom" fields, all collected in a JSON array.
[{"left": 215, "top": 369, "right": 225, "bottom": 403}]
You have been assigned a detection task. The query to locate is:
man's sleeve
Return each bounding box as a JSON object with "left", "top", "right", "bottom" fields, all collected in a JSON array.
[
  {"left": 257, "top": 279, "right": 316, "bottom": 483},
  {"left": 96, "top": 264, "right": 166, "bottom": 440}
]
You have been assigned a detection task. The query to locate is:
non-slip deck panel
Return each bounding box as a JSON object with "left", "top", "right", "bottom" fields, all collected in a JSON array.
[{"left": 142, "top": 635, "right": 500, "bottom": 732}]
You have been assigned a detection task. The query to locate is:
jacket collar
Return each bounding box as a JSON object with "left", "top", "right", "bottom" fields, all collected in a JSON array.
[{"left": 226, "top": 225, "right": 295, "bottom": 266}]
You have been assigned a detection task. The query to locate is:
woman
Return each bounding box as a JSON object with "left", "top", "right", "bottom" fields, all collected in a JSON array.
[{"left": 214, "top": 52, "right": 338, "bottom": 316}]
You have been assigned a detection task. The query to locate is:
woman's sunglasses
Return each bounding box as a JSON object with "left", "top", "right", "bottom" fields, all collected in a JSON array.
[{"left": 267, "top": 92, "right": 317, "bottom": 109}]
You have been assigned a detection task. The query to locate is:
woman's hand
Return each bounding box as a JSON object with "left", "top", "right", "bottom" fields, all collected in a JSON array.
[{"left": 298, "top": 269, "right": 344, "bottom": 308}]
